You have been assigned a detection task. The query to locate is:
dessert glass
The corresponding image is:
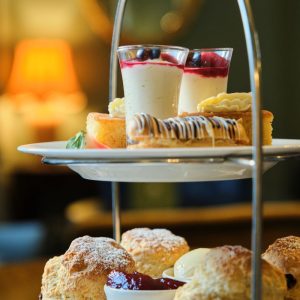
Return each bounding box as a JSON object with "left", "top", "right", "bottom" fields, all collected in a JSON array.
[
  {"left": 178, "top": 48, "right": 233, "bottom": 114},
  {"left": 117, "top": 45, "right": 188, "bottom": 140}
]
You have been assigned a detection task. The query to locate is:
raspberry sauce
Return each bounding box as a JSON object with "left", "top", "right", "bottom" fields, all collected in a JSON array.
[
  {"left": 119, "top": 60, "right": 184, "bottom": 70},
  {"left": 184, "top": 66, "right": 229, "bottom": 77}
]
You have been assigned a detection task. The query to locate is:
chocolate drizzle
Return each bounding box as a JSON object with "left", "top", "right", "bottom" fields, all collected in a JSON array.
[{"left": 131, "top": 113, "right": 242, "bottom": 144}]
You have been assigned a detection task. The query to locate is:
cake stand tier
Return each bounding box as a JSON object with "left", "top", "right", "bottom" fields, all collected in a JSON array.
[{"left": 18, "top": 139, "right": 300, "bottom": 182}]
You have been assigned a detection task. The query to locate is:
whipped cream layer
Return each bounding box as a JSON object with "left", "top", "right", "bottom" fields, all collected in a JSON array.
[
  {"left": 198, "top": 92, "right": 252, "bottom": 113},
  {"left": 174, "top": 248, "right": 210, "bottom": 281},
  {"left": 108, "top": 97, "right": 125, "bottom": 118},
  {"left": 121, "top": 61, "right": 184, "bottom": 122},
  {"left": 178, "top": 74, "right": 228, "bottom": 114}
]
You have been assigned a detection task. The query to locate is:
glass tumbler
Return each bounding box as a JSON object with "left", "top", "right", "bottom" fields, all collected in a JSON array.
[
  {"left": 117, "top": 45, "right": 189, "bottom": 128},
  {"left": 178, "top": 48, "right": 233, "bottom": 114}
]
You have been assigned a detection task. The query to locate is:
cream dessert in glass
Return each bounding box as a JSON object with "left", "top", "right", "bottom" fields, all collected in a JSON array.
[
  {"left": 178, "top": 48, "right": 233, "bottom": 114},
  {"left": 117, "top": 45, "right": 188, "bottom": 143}
]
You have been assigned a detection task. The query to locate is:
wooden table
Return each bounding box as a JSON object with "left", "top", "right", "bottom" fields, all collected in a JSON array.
[{"left": 0, "top": 260, "right": 45, "bottom": 300}]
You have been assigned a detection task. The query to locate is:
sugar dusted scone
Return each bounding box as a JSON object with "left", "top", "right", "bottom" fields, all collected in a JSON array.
[
  {"left": 41, "top": 255, "right": 63, "bottom": 299},
  {"left": 191, "top": 92, "right": 274, "bottom": 145},
  {"left": 175, "top": 245, "right": 286, "bottom": 300},
  {"left": 86, "top": 112, "right": 125, "bottom": 148},
  {"left": 41, "top": 236, "right": 135, "bottom": 300},
  {"left": 121, "top": 228, "right": 189, "bottom": 278},
  {"left": 263, "top": 236, "right": 300, "bottom": 300}
]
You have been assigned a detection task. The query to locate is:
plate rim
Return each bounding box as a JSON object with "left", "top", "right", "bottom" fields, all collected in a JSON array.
[{"left": 17, "top": 138, "right": 300, "bottom": 159}]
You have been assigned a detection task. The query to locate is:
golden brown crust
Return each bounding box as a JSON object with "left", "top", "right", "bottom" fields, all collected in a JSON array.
[
  {"left": 263, "top": 236, "right": 300, "bottom": 300},
  {"left": 181, "top": 110, "right": 274, "bottom": 145},
  {"left": 175, "top": 245, "right": 286, "bottom": 300},
  {"left": 88, "top": 112, "right": 124, "bottom": 122},
  {"left": 121, "top": 228, "right": 189, "bottom": 278},
  {"left": 127, "top": 138, "right": 247, "bottom": 149},
  {"left": 41, "top": 236, "right": 135, "bottom": 300},
  {"left": 180, "top": 110, "right": 273, "bottom": 120},
  {"left": 41, "top": 256, "right": 63, "bottom": 299},
  {"left": 86, "top": 113, "right": 126, "bottom": 148}
]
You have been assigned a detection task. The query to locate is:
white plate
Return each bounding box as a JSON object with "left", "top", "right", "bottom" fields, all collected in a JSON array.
[
  {"left": 17, "top": 139, "right": 300, "bottom": 159},
  {"left": 17, "top": 139, "right": 300, "bottom": 182}
]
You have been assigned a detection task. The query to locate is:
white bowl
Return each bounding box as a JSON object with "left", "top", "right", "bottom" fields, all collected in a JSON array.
[
  {"left": 162, "top": 267, "right": 190, "bottom": 283},
  {"left": 104, "top": 284, "right": 177, "bottom": 300}
]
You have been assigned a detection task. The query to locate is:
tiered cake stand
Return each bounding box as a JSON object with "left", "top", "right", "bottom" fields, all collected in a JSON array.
[{"left": 18, "top": 1, "right": 300, "bottom": 299}]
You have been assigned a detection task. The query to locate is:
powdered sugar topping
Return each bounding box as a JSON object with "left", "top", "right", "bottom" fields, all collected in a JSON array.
[
  {"left": 122, "top": 228, "right": 188, "bottom": 252},
  {"left": 62, "top": 236, "right": 135, "bottom": 276}
]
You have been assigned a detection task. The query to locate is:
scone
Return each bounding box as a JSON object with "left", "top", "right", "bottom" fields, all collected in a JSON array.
[
  {"left": 41, "top": 236, "right": 135, "bottom": 300},
  {"left": 263, "top": 236, "right": 300, "bottom": 300},
  {"left": 121, "top": 228, "right": 189, "bottom": 278},
  {"left": 40, "top": 255, "right": 64, "bottom": 299},
  {"left": 86, "top": 113, "right": 126, "bottom": 148},
  {"left": 175, "top": 245, "right": 286, "bottom": 300}
]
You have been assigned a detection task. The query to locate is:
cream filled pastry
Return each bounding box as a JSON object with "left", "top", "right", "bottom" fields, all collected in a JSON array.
[
  {"left": 183, "top": 92, "right": 274, "bottom": 145},
  {"left": 127, "top": 113, "right": 249, "bottom": 148}
]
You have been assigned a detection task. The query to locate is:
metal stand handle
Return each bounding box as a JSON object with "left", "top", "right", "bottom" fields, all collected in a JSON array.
[
  {"left": 109, "top": 1, "right": 263, "bottom": 298},
  {"left": 109, "top": 0, "right": 127, "bottom": 243},
  {"left": 237, "top": 1, "right": 263, "bottom": 299}
]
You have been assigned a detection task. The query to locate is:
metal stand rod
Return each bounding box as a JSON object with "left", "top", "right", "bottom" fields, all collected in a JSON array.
[
  {"left": 109, "top": 0, "right": 127, "bottom": 100},
  {"left": 109, "top": 0, "right": 127, "bottom": 242},
  {"left": 112, "top": 182, "right": 121, "bottom": 242},
  {"left": 237, "top": 1, "right": 263, "bottom": 300}
]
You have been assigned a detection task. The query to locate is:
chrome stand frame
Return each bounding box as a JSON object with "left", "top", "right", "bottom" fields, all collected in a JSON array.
[
  {"left": 112, "top": 180, "right": 121, "bottom": 243},
  {"left": 108, "top": 0, "right": 262, "bottom": 298},
  {"left": 109, "top": 0, "right": 127, "bottom": 243},
  {"left": 237, "top": 1, "right": 262, "bottom": 299}
]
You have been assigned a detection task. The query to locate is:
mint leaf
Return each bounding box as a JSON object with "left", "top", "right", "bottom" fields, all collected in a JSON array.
[{"left": 66, "top": 131, "right": 86, "bottom": 149}]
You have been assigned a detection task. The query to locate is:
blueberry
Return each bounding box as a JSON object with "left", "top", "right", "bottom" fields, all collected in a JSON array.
[
  {"left": 186, "top": 51, "right": 201, "bottom": 67},
  {"left": 136, "top": 48, "right": 150, "bottom": 61},
  {"left": 149, "top": 48, "right": 161, "bottom": 59}
]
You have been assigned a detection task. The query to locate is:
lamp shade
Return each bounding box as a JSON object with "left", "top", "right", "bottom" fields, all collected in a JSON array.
[{"left": 7, "top": 39, "right": 80, "bottom": 97}]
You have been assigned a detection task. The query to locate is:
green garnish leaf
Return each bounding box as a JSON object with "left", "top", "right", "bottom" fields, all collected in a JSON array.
[{"left": 66, "top": 130, "right": 86, "bottom": 149}]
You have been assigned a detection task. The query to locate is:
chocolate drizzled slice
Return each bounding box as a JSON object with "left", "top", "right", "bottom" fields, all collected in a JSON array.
[{"left": 130, "top": 113, "right": 241, "bottom": 142}]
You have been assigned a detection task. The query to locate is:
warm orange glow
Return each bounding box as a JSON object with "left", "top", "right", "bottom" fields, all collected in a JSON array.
[
  {"left": 7, "top": 39, "right": 80, "bottom": 96},
  {"left": 6, "top": 39, "right": 86, "bottom": 128}
]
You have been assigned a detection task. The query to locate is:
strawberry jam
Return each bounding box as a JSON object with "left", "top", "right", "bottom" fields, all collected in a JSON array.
[{"left": 107, "top": 271, "right": 185, "bottom": 290}]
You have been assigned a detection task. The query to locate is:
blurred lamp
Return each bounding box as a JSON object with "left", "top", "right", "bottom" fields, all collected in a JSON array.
[{"left": 7, "top": 39, "right": 86, "bottom": 129}]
